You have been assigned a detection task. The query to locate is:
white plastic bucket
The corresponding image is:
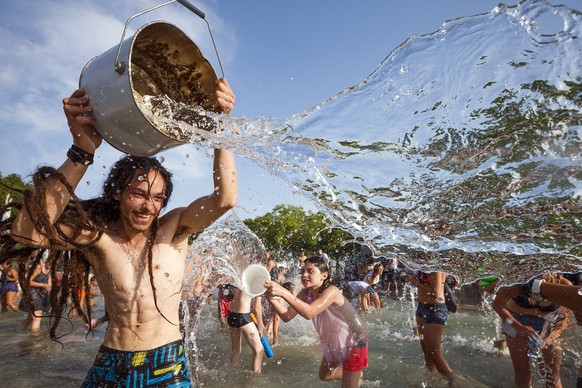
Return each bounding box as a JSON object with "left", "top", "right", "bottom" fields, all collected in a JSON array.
[
  {"left": 241, "top": 264, "right": 271, "bottom": 297},
  {"left": 79, "top": 21, "right": 218, "bottom": 156}
]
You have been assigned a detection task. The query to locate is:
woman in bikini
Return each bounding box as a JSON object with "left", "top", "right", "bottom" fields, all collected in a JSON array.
[
  {"left": 493, "top": 273, "right": 572, "bottom": 388},
  {"left": 401, "top": 269, "right": 459, "bottom": 387},
  {"left": 0, "top": 259, "right": 20, "bottom": 312}
]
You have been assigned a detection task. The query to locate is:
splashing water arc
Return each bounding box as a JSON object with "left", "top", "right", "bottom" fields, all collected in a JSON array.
[
  {"left": 272, "top": 0, "right": 582, "bottom": 280},
  {"left": 152, "top": 0, "right": 582, "bottom": 284}
]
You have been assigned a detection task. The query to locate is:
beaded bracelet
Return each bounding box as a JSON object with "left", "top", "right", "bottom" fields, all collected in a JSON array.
[{"left": 67, "top": 144, "right": 94, "bottom": 166}]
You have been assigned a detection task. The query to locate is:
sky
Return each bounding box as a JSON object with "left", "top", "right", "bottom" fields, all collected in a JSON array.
[{"left": 0, "top": 0, "right": 579, "bottom": 220}]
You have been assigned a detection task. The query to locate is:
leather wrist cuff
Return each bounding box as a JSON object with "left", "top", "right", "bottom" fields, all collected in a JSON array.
[{"left": 67, "top": 144, "right": 94, "bottom": 166}]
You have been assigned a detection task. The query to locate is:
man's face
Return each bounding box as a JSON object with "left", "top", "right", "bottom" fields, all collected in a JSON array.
[{"left": 115, "top": 169, "right": 166, "bottom": 233}]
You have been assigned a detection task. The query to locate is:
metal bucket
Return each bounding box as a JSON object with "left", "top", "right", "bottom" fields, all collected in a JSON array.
[{"left": 79, "top": 1, "right": 223, "bottom": 156}]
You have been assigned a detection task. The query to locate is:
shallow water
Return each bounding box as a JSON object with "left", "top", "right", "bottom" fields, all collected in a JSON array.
[
  {"left": 4, "top": 1, "right": 581, "bottom": 387},
  {"left": 0, "top": 294, "right": 579, "bottom": 387}
]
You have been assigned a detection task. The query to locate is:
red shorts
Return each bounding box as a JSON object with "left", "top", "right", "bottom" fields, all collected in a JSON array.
[
  {"left": 343, "top": 344, "right": 368, "bottom": 372},
  {"left": 218, "top": 297, "right": 232, "bottom": 318}
]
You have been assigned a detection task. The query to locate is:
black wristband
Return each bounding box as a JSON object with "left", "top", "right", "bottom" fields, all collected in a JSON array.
[{"left": 67, "top": 144, "right": 94, "bottom": 166}]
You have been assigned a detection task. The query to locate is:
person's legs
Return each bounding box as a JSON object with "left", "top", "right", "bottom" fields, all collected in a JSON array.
[
  {"left": 229, "top": 327, "right": 242, "bottom": 366},
  {"left": 272, "top": 313, "right": 280, "bottom": 346},
  {"left": 541, "top": 343, "right": 563, "bottom": 388},
  {"left": 318, "top": 357, "right": 342, "bottom": 381},
  {"left": 30, "top": 310, "right": 43, "bottom": 330},
  {"left": 361, "top": 293, "right": 369, "bottom": 313},
  {"left": 341, "top": 370, "right": 361, "bottom": 388},
  {"left": 370, "top": 293, "right": 382, "bottom": 309},
  {"left": 265, "top": 320, "right": 273, "bottom": 338},
  {"left": 20, "top": 313, "right": 32, "bottom": 330},
  {"left": 421, "top": 323, "right": 456, "bottom": 381},
  {"left": 240, "top": 322, "right": 264, "bottom": 373},
  {"left": 6, "top": 291, "right": 19, "bottom": 311},
  {"left": 506, "top": 334, "right": 532, "bottom": 388},
  {"left": 416, "top": 316, "right": 436, "bottom": 371}
]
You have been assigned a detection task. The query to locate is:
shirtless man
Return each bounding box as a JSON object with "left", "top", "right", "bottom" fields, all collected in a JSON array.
[{"left": 11, "top": 78, "right": 236, "bottom": 386}]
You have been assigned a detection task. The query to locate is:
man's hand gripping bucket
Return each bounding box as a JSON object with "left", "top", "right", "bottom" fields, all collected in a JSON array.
[{"left": 79, "top": 0, "right": 225, "bottom": 156}]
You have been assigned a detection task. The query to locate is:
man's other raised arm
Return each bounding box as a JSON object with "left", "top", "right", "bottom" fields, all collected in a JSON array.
[{"left": 176, "top": 78, "right": 238, "bottom": 234}]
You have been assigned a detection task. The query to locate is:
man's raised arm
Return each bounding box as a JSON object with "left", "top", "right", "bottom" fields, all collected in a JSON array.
[
  {"left": 11, "top": 89, "right": 101, "bottom": 247},
  {"left": 176, "top": 78, "right": 238, "bottom": 233}
]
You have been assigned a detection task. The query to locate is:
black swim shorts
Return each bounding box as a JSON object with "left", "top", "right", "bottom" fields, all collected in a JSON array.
[{"left": 227, "top": 311, "right": 253, "bottom": 328}]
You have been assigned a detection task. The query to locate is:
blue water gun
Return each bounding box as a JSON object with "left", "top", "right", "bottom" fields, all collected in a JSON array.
[{"left": 250, "top": 312, "right": 274, "bottom": 358}]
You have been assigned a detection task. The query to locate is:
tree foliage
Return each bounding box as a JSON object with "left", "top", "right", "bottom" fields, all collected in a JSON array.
[
  {"left": 0, "top": 172, "right": 32, "bottom": 218},
  {"left": 243, "top": 204, "right": 356, "bottom": 261}
]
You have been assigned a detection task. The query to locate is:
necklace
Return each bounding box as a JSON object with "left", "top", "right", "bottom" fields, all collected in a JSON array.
[
  {"left": 111, "top": 223, "right": 152, "bottom": 269},
  {"left": 120, "top": 242, "right": 140, "bottom": 261},
  {"left": 118, "top": 236, "right": 148, "bottom": 268}
]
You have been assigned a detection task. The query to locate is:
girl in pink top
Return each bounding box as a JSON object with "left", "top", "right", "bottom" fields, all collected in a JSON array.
[{"left": 265, "top": 256, "right": 368, "bottom": 387}]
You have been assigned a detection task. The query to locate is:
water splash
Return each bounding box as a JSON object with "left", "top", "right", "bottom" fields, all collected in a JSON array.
[
  {"left": 143, "top": 1, "right": 581, "bottom": 282},
  {"left": 180, "top": 213, "right": 268, "bottom": 379}
]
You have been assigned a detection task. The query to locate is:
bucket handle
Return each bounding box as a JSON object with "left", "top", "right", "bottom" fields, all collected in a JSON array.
[{"left": 113, "top": 0, "right": 225, "bottom": 78}]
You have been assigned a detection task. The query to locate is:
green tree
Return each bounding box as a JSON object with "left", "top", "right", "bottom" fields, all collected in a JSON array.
[
  {"left": 0, "top": 172, "right": 32, "bottom": 219},
  {"left": 243, "top": 204, "right": 354, "bottom": 261}
]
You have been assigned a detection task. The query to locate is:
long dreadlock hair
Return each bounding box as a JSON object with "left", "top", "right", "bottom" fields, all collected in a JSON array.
[{"left": 1, "top": 155, "right": 174, "bottom": 343}]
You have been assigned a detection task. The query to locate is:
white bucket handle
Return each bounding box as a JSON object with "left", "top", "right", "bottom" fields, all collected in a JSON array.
[{"left": 113, "top": 0, "right": 225, "bottom": 78}]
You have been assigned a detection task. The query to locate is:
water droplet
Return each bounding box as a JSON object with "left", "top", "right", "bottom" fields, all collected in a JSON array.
[
  {"left": 400, "top": 65, "right": 409, "bottom": 74},
  {"left": 86, "top": 181, "right": 91, "bottom": 186},
  {"left": 185, "top": 154, "right": 190, "bottom": 158},
  {"left": 578, "top": 288, "right": 582, "bottom": 296},
  {"left": 137, "top": 175, "right": 145, "bottom": 182},
  {"left": 158, "top": 156, "right": 165, "bottom": 163}
]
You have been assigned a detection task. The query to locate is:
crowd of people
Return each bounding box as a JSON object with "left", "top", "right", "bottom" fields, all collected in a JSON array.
[
  {"left": 0, "top": 249, "right": 104, "bottom": 332},
  {"left": 0, "top": 75, "right": 579, "bottom": 388},
  {"left": 211, "top": 250, "right": 581, "bottom": 388}
]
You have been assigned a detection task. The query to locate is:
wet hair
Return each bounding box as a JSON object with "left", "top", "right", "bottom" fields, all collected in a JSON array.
[
  {"left": 2, "top": 155, "right": 174, "bottom": 343},
  {"left": 304, "top": 255, "right": 332, "bottom": 292},
  {"left": 372, "top": 263, "right": 384, "bottom": 275},
  {"left": 282, "top": 281, "right": 296, "bottom": 293},
  {"left": 85, "top": 155, "right": 173, "bottom": 224}
]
